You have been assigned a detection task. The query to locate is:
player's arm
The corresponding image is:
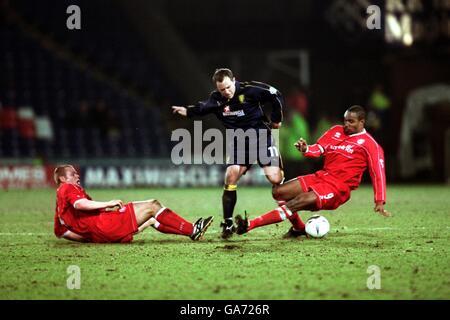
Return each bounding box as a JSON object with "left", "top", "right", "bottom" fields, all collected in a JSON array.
[
  {"left": 73, "top": 198, "right": 124, "bottom": 211},
  {"left": 298, "top": 126, "right": 340, "bottom": 158},
  {"left": 257, "top": 82, "right": 284, "bottom": 128},
  {"left": 269, "top": 88, "right": 283, "bottom": 128},
  {"left": 64, "top": 184, "right": 123, "bottom": 213},
  {"left": 171, "top": 102, "right": 213, "bottom": 117},
  {"left": 295, "top": 138, "right": 323, "bottom": 158},
  {"left": 62, "top": 230, "right": 88, "bottom": 242},
  {"left": 366, "top": 143, "right": 391, "bottom": 217},
  {"left": 172, "top": 94, "right": 220, "bottom": 118}
]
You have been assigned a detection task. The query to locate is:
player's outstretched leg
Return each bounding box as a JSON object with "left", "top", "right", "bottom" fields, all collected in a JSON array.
[
  {"left": 272, "top": 181, "right": 312, "bottom": 234},
  {"left": 281, "top": 191, "right": 318, "bottom": 238},
  {"left": 152, "top": 215, "right": 213, "bottom": 241},
  {"left": 154, "top": 207, "right": 213, "bottom": 241},
  {"left": 153, "top": 207, "right": 194, "bottom": 235},
  {"left": 133, "top": 201, "right": 213, "bottom": 240},
  {"left": 152, "top": 219, "right": 190, "bottom": 235},
  {"left": 235, "top": 205, "right": 295, "bottom": 234}
]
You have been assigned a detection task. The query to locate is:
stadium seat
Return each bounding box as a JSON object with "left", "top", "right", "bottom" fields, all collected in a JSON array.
[{"left": 1, "top": 2, "right": 172, "bottom": 159}]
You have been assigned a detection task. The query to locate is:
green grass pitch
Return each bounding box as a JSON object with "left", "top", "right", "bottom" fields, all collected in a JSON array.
[{"left": 0, "top": 185, "right": 449, "bottom": 299}]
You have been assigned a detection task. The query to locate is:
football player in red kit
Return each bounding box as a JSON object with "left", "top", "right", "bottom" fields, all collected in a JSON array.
[
  {"left": 235, "top": 105, "right": 391, "bottom": 237},
  {"left": 53, "top": 165, "right": 213, "bottom": 243}
]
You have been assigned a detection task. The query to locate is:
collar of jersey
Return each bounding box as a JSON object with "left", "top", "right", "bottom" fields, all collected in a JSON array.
[{"left": 348, "top": 128, "right": 366, "bottom": 137}]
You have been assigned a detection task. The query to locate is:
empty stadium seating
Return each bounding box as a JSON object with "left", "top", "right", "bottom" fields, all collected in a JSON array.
[{"left": 0, "top": 1, "right": 173, "bottom": 159}]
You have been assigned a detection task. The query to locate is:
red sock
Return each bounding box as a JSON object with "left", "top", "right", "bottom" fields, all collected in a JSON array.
[
  {"left": 155, "top": 208, "right": 194, "bottom": 236},
  {"left": 249, "top": 207, "right": 286, "bottom": 231},
  {"left": 288, "top": 212, "right": 305, "bottom": 231},
  {"left": 153, "top": 221, "right": 187, "bottom": 235}
]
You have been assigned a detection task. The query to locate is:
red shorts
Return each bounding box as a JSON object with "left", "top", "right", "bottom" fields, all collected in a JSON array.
[
  {"left": 297, "top": 173, "right": 351, "bottom": 211},
  {"left": 89, "top": 203, "right": 138, "bottom": 243}
]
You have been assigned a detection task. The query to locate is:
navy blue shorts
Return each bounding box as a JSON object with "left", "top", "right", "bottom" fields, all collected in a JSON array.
[{"left": 226, "top": 128, "right": 283, "bottom": 169}]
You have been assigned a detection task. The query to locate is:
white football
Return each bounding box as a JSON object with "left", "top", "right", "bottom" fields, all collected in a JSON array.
[{"left": 305, "top": 215, "right": 330, "bottom": 238}]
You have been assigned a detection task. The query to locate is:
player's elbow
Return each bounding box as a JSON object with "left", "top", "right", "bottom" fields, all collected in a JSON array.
[
  {"left": 73, "top": 199, "right": 89, "bottom": 210},
  {"left": 63, "top": 231, "right": 88, "bottom": 243}
]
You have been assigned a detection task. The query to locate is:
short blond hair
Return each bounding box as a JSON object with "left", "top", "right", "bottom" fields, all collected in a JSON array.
[
  {"left": 53, "top": 164, "right": 74, "bottom": 186},
  {"left": 212, "top": 68, "right": 233, "bottom": 84}
]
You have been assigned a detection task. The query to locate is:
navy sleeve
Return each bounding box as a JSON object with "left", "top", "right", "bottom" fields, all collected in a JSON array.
[
  {"left": 186, "top": 93, "right": 222, "bottom": 118},
  {"left": 252, "top": 82, "right": 284, "bottom": 124}
]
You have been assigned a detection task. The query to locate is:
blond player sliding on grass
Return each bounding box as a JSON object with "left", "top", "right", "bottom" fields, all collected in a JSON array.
[
  {"left": 53, "top": 164, "right": 213, "bottom": 243},
  {"left": 235, "top": 105, "right": 391, "bottom": 238}
]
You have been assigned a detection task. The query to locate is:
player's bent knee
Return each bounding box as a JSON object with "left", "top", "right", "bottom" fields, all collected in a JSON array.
[
  {"left": 296, "top": 192, "right": 317, "bottom": 208},
  {"left": 270, "top": 175, "right": 283, "bottom": 185},
  {"left": 146, "top": 199, "right": 162, "bottom": 212},
  {"left": 272, "top": 185, "right": 284, "bottom": 200},
  {"left": 225, "top": 173, "right": 239, "bottom": 185}
]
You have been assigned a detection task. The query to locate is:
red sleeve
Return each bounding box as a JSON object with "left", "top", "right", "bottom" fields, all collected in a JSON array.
[
  {"left": 64, "top": 184, "right": 87, "bottom": 207},
  {"left": 54, "top": 212, "right": 68, "bottom": 238},
  {"left": 303, "top": 126, "right": 339, "bottom": 158},
  {"left": 366, "top": 140, "right": 387, "bottom": 204},
  {"left": 303, "top": 144, "right": 324, "bottom": 158}
]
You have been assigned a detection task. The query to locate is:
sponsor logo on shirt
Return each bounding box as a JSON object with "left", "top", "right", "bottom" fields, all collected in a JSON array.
[
  {"left": 334, "top": 132, "right": 341, "bottom": 138},
  {"left": 329, "top": 144, "right": 355, "bottom": 154},
  {"left": 223, "top": 105, "right": 245, "bottom": 117}
]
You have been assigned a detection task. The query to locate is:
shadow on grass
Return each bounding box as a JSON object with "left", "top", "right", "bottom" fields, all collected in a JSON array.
[{"left": 49, "top": 230, "right": 400, "bottom": 251}]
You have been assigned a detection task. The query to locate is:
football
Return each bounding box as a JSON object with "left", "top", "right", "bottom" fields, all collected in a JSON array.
[{"left": 305, "top": 215, "right": 330, "bottom": 238}]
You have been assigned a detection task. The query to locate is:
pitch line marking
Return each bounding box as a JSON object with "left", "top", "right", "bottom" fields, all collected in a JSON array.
[{"left": 0, "top": 232, "right": 51, "bottom": 236}]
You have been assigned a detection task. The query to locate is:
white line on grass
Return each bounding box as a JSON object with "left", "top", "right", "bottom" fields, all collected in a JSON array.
[{"left": 0, "top": 232, "right": 51, "bottom": 236}]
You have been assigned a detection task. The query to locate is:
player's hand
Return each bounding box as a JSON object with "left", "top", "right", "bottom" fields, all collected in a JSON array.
[
  {"left": 294, "top": 138, "right": 308, "bottom": 153},
  {"left": 374, "top": 203, "right": 391, "bottom": 217},
  {"left": 107, "top": 200, "right": 124, "bottom": 210},
  {"left": 272, "top": 122, "right": 281, "bottom": 129},
  {"left": 172, "top": 106, "right": 187, "bottom": 117}
]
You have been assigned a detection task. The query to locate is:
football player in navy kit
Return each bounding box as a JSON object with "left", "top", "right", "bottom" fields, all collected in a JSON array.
[{"left": 172, "top": 68, "right": 285, "bottom": 239}]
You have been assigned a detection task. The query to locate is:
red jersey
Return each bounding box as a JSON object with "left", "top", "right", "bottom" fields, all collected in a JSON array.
[
  {"left": 54, "top": 182, "right": 101, "bottom": 240},
  {"left": 304, "top": 125, "right": 386, "bottom": 204}
]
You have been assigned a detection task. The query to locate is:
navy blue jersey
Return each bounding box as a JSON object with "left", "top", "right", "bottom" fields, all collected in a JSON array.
[{"left": 186, "top": 81, "right": 284, "bottom": 130}]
